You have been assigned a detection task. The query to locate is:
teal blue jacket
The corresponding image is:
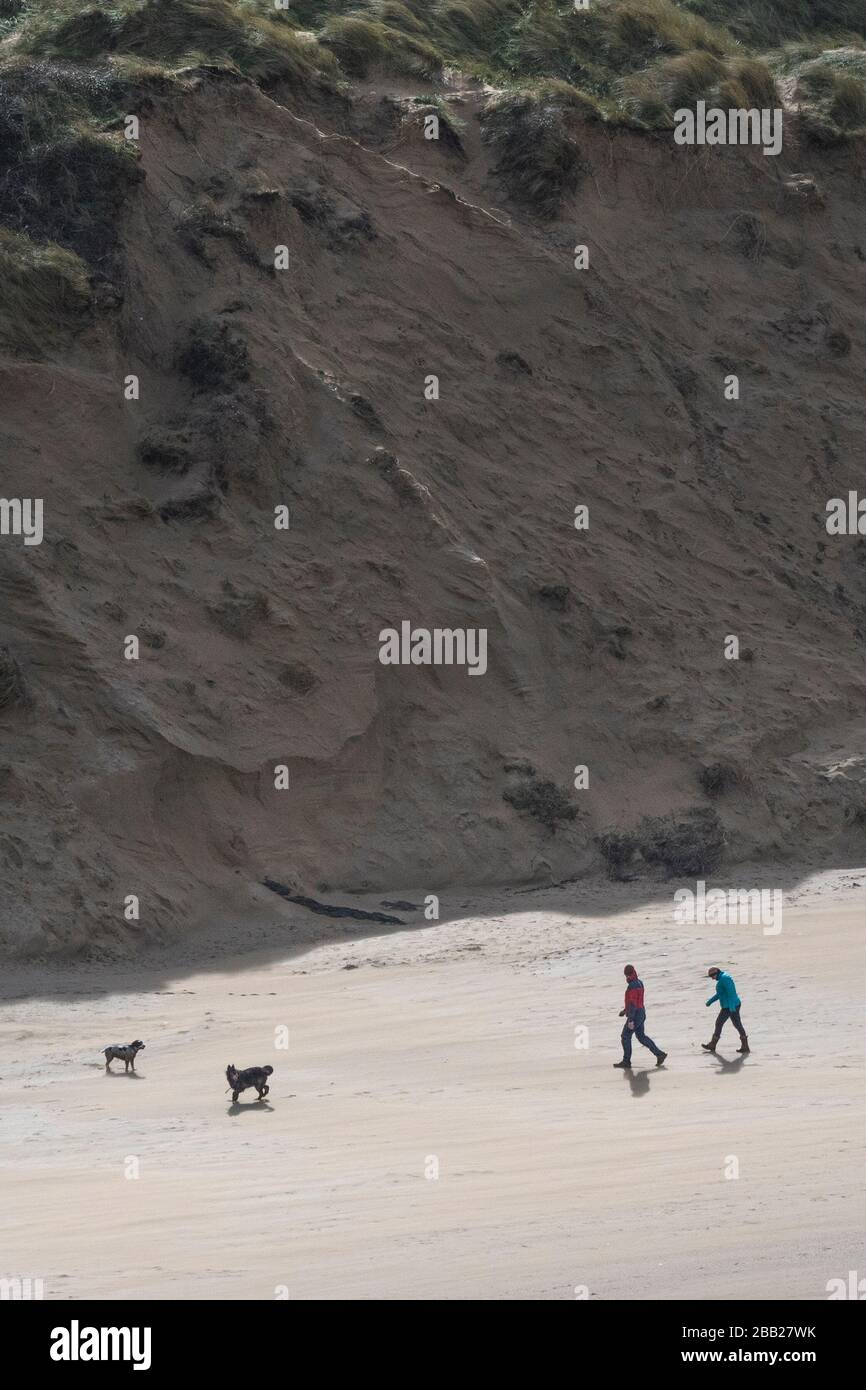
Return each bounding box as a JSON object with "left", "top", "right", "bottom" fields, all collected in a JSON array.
[{"left": 706, "top": 971, "right": 740, "bottom": 1010}]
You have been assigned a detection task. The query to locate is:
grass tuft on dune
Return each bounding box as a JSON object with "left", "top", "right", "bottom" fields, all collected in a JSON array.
[
  {"left": 0, "top": 0, "right": 864, "bottom": 275},
  {"left": 0, "top": 226, "right": 92, "bottom": 357}
]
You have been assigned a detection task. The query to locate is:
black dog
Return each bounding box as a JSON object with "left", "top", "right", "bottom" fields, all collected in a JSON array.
[
  {"left": 226, "top": 1063, "right": 273, "bottom": 1102},
  {"left": 104, "top": 1040, "right": 145, "bottom": 1072}
]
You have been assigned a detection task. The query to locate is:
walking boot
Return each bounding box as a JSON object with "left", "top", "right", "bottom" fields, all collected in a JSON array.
[
  {"left": 701, "top": 1039, "right": 718, "bottom": 1052},
  {"left": 737, "top": 1037, "right": 750, "bottom": 1053},
  {"left": 613, "top": 1060, "right": 632, "bottom": 1069},
  {"left": 655, "top": 1051, "right": 668, "bottom": 1066}
]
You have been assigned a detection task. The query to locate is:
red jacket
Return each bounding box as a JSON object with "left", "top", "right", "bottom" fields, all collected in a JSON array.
[{"left": 624, "top": 978, "right": 645, "bottom": 1019}]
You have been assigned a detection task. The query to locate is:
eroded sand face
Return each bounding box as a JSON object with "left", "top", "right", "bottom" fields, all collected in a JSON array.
[
  {"left": 5, "top": 73, "right": 866, "bottom": 957},
  {"left": 1, "top": 870, "right": 863, "bottom": 1300}
]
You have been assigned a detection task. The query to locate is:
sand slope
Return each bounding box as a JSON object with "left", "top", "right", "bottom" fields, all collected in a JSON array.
[
  {"left": 2, "top": 869, "right": 862, "bottom": 1300},
  {"left": 4, "top": 71, "right": 866, "bottom": 954}
]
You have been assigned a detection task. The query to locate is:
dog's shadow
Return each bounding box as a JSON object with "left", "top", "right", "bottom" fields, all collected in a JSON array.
[
  {"left": 228, "top": 1099, "right": 274, "bottom": 1116},
  {"left": 101, "top": 1068, "right": 145, "bottom": 1079}
]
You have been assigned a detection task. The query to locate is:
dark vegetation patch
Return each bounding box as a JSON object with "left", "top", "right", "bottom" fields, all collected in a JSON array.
[
  {"left": 176, "top": 317, "right": 250, "bottom": 392},
  {"left": 481, "top": 81, "right": 590, "bottom": 218},
  {"left": 319, "top": 15, "right": 442, "bottom": 80},
  {"left": 621, "top": 48, "right": 781, "bottom": 129},
  {"left": 0, "top": 59, "right": 140, "bottom": 268},
  {"left": 599, "top": 807, "right": 726, "bottom": 877},
  {"left": 0, "top": 226, "right": 92, "bottom": 357},
  {"left": 158, "top": 492, "right": 220, "bottom": 522},
  {"left": 137, "top": 428, "right": 198, "bottom": 476},
  {"left": 503, "top": 766, "right": 579, "bottom": 831},
  {"left": 597, "top": 828, "right": 639, "bottom": 880},
  {"left": 537, "top": 582, "right": 570, "bottom": 611},
  {"left": 639, "top": 807, "right": 726, "bottom": 875},
  {"left": 279, "top": 662, "right": 319, "bottom": 695},
  {"left": 11, "top": 2, "right": 866, "bottom": 147},
  {"left": 686, "top": 1, "right": 866, "bottom": 48},
  {"left": 798, "top": 59, "right": 866, "bottom": 143},
  {"left": 404, "top": 97, "right": 467, "bottom": 157},
  {"left": 622, "top": 49, "right": 725, "bottom": 126},
  {"left": 496, "top": 349, "right": 533, "bottom": 374},
  {"left": 138, "top": 381, "right": 269, "bottom": 519},
  {"left": 33, "top": 6, "right": 118, "bottom": 60},
  {"left": 698, "top": 762, "right": 743, "bottom": 797},
  {"left": 2, "top": 0, "right": 864, "bottom": 314},
  {"left": 18, "top": 0, "right": 339, "bottom": 90}
]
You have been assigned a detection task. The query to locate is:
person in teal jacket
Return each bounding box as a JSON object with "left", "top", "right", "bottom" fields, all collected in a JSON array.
[{"left": 702, "top": 967, "right": 749, "bottom": 1053}]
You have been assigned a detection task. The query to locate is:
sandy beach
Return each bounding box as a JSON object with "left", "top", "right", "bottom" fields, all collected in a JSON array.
[
  {"left": 2, "top": 867, "right": 863, "bottom": 1301},
  {"left": 5, "top": 0, "right": 866, "bottom": 1322}
]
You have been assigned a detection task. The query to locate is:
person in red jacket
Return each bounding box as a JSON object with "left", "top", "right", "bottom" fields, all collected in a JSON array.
[{"left": 614, "top": 964, "right": 668, "bottom": 1069}]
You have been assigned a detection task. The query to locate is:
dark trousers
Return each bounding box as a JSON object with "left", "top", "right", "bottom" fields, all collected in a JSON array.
[
  {"left": 713, "top": 1006, "right": 746, "bottom": 1040},
  {"left": 621, "top": 1019, "right": 663, "bottom": 1063}
]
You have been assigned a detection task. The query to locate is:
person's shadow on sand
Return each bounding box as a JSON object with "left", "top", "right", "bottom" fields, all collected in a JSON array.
[
  {"left": 622, "top": 1068, "right": 653, "bottom": 1097},
  {"left": 710, "top": 1053, "right": 749, "bottom": 1075},
  {"left": 228, "top": 1100, "right": 275, "bottom": 1116}
]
